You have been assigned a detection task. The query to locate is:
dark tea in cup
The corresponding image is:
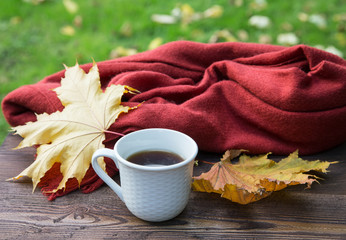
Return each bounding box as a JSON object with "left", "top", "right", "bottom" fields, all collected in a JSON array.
[{"left": 127, "top": 150, "right": 184, "bottom": 166}]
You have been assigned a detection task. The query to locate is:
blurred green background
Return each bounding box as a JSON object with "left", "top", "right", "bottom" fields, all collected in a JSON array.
[{"left": 0, "top": 0, "right": 345, "bottom": 144}]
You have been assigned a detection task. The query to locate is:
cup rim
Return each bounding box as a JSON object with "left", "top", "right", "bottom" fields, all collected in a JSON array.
[{"left": 113, "top": 128, "right": 198, "bottom": 171}]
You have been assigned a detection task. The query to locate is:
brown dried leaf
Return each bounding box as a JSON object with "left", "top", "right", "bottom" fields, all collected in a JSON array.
[{"left": 192, "top": 150, "right": 336, "bottom": 204}]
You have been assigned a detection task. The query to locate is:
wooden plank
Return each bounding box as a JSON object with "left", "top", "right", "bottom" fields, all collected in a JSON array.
[{"left": 0, "top": 134, "right": 345, "bottom": 239}]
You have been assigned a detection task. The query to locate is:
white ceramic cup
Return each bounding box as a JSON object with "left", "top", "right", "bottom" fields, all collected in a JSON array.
[{"left": 91, "top": 128, "right": 198, "bottom": 222}]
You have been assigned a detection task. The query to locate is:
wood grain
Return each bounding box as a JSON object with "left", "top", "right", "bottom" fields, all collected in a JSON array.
[{"left": 0, "top": 134, "right": 345, "bottom": 239}]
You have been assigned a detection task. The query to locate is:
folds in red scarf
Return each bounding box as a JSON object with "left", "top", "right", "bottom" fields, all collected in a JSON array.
[{"left": 2, "top": 41, "right": 346, "bottom": 200}]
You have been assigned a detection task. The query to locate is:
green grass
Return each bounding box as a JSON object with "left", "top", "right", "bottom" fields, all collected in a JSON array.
[{"left": 0, "top": 0, "right": 345, "bottom": 144}]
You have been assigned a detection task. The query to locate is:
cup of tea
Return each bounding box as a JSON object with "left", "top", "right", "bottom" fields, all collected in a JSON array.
[{"left": 91, "top": 128, "right": 198, "bottom": 222}]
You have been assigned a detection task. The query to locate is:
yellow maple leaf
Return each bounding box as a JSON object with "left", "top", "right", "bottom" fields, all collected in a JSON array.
[
  {"left": 192, "top": 150, "right": 336, "bottom": 204},
  {"left": 9, "top": 62, "right": 138, "bottom": 193}
]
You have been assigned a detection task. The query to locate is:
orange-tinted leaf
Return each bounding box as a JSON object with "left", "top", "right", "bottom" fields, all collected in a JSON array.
[{"left": 192, "top": 150, "right": 336, "bottom": 204}]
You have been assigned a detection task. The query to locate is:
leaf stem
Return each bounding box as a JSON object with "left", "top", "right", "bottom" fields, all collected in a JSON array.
[
  {"left": 198, "top": 160, "right": 215, "bottom": 165},
  {"left": 103, "top": 130, "right": 125, "bottom": 137}
]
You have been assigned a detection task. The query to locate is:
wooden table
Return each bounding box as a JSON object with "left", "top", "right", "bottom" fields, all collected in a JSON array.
[{"left": 0, "top": 134, "right": 345, "bottom": 239}]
